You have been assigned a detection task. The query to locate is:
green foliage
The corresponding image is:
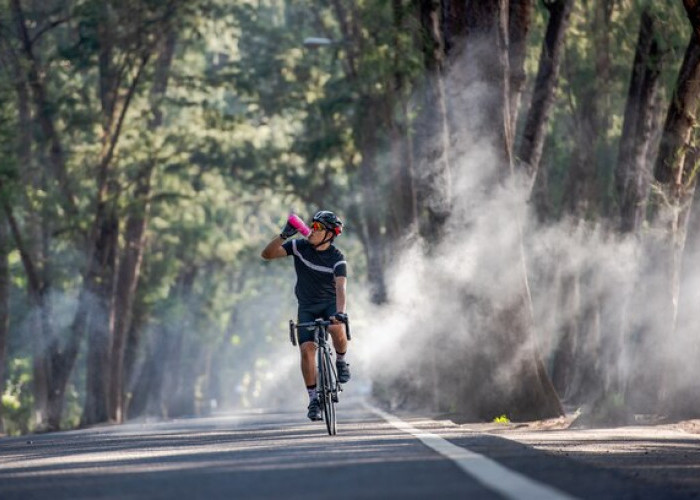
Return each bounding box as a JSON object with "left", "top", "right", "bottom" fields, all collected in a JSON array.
[
  {"left": 1, "top": 358, "right": 34, "bottom": 435},
  {"left": 492, "top": 414, "right": 511, "bottom": 424},
  {"left": 60, "top": 383, "right": 83, "bottom": 430}
]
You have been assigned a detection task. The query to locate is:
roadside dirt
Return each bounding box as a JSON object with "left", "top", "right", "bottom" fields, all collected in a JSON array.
[
  {"left": 480, "top": 415, "right": 700, "bottom": 435},
  {"left": 469, "top": 415, "right": 700, "bottom": 498}
]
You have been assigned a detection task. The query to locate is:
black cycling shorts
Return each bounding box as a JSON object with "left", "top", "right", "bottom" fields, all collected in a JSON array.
[{"left": 297, "top": 301, "right": 337, "bottom": 345}]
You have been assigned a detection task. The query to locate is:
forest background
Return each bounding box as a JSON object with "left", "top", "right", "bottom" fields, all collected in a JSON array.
[{"left": 1, "top": 0, "right": 700, "bottom": 435}]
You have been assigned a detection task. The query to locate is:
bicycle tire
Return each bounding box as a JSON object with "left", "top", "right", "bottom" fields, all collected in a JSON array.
[{"left": 319, "top": 348, "right": 337, "bottom": 435}]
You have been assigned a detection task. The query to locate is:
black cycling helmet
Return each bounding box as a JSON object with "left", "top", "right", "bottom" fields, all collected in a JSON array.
[{"left": 312, "top": 210, "right": 343, "bottom": 236}]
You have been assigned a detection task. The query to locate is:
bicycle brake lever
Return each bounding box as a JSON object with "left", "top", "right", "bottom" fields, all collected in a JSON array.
[{"left": 289, "top": 320, "right": 297, "bottom": 346}]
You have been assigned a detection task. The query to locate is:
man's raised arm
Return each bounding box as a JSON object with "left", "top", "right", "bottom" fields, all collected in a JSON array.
[
  {"left": 261, "top": 236, "right": 288, "bottom": 260},
  {"left": 262, "top": 218, "right": 298, "bottom": 260}
]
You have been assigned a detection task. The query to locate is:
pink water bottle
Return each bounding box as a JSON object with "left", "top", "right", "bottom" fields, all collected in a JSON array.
[{"left": 288, "top": 213, "right": 311, "bottom": 237}]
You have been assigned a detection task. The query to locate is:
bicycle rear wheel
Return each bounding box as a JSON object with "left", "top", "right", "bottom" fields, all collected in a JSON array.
[{"left": 319, "top": 348, "right": 337, "bottom": 435}]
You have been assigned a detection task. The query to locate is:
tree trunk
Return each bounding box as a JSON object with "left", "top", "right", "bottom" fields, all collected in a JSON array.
[
  {"left": 328, "top": 0, "right": 387, "bottom": 304},
  {"left": 384, "top": 0, "right": 417, "bottom": 242},
  {"left": 507, "top": 0, "right": 534, "bottom": 133},
  {"left": 671, "top": 182, "right": 700, "bottom": 417},
  {"left": 129, "top": 265, "right": 198, "bottom": 419},
  {"left": 10, "top": 0, "right": 62, "bottom": 429},
  {"left": 164, "top": 266, "right": 198, "bottom": 417},
  {"left": 517, "top": 0, "right": 573, "bottom": 184},
  {"left": 123, "top": 300, "right": 146, "bottom": 418},
  {"left": 387, "top": 101, "right": 418, "bottom": 240},
  {"left": 595, "top": 7, "right": 664, "bottom": 420},
  {"left": 0, "top": 189, "right": 61, "bottom": 429},
  {"left": 2, "top": 125, "right": 72, "bottom": 433},
  {"left": 13, "top": 58, "right": 56, "bottom": 429},
  {"left": 629, "top": 22, "right": 700, "bottom": 412},
  {"left": 44, "top": 283, "right": 89, "bottom": 430},
  {"left": 358, "top": 97, "right": 388, "bottom": 304},
  {"left": 592, "top": 0, "right": 613, "bottom": 133},
  {"left": 550, "top": 268, "right": 578, "bottom": 397},
  {"left": 109, "top": 29, "right": 176, "bottom": 423},
  {"left": 550, "top": 4, "right": 615, "bottom": 409},
  {"left": 457, "top": 0, "right": 563, "bottom": 420},
  {"left": 81, "top": 4, "right": 154, "bottom": 426},
  {"left": 461, "top": 1, "right": 509, "bottom": 161},
  {"left": 127, "top": 325, "right": 166, "bottom": 419},
  {"left": 443, "top": 0, "right": 468, "bottom": 54},
  {"left": 615, "top": 9, "right": 663, "bottom": 234},
  {"left": 653, "top": 48, "right": 700, "bottom": 186},
  {"left": 81, "top": 209, "right": 119, "bottom": 427},
  {"left": 416, "top": 0, "right": 452, "bottom": 241},
  {"left": 82, "top": 9, "right": 119, "bottom": 427},
  {"left": 109, "top": 197, "right": 148, "bottom": 423},
  {"left": 566, "top": 266, "right": 602, "bottom": 403},
  {"left": 651, "top": 31, "right": 700, "bottom": 335}
]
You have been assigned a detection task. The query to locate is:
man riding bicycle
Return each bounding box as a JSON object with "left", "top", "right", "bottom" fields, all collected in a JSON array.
[{"left": 261, "top": 210, "right": 350, "bottom": 421}]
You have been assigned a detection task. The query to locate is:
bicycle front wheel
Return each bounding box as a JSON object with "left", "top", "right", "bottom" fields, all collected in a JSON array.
[{"left": 319, "top": 348, "right": 337, "bottom": 435}]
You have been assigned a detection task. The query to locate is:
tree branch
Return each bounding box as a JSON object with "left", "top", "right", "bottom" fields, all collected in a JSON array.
[
  {"left": 30, "top": 17, "right": 70, "bottom": 45},
  {"left": 10, "top": 0, "right": 79, "bottom": 218},
  {"left": 0, "top": 182, "right": 42, "bottom": 295}
]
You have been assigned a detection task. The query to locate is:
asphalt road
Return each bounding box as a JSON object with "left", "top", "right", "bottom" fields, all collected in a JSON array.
[{"left": 1, "top": 399, "right": 699, "bottom": 499}]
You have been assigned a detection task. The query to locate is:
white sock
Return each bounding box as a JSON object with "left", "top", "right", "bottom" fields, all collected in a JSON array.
[
  {"left": 336, "top": 352, "right": 346, "bottom": 362},
  {"left": 307, "top": 386, "right": 317, "bottom": 400}
]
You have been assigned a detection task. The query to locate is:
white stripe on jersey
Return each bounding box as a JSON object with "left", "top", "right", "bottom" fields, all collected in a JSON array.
[{"left": 292, "top": 239, "right": 335, "bottom": 274}]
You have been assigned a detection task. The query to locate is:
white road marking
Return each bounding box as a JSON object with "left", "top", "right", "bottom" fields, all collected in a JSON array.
[{"left": 366, "top": 403, "right": 578, "bottom": 500}]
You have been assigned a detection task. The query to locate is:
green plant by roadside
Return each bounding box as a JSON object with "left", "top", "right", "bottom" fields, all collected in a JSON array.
[{"left": 492, "top": 414, "right": 511, "bottom": 424}]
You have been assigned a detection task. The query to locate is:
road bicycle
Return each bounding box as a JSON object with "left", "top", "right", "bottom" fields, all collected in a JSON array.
[{"left": 289, "top": 316, "right": 351, "bottom": 436}]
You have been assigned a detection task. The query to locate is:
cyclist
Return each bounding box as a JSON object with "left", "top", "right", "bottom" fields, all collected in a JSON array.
[{"left": 261, "top": 210, "right": 350, "bottom": 421}]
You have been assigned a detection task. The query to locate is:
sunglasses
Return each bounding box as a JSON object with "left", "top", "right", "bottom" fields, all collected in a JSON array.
[{"left": 311, "top": 221, "right": 327, "bottom": 232}]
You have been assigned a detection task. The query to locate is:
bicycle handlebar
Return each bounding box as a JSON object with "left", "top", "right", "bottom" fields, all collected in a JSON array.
[
  {"left": 288, "top": 316, "right": 351, "bottom": 346},
  {"left": 294, "top": 319, "right": 332, "bottom": 328}
]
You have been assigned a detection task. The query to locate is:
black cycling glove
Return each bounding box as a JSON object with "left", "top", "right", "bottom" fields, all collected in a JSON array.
[
  {"left": 279, "top": 221, "right": 297, "bottom": 240},
  {"left": 334, "top": 312, "right": 348, "bottom": 323}
]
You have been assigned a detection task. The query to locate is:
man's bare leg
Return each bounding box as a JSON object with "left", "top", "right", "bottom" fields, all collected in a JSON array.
[
  {"left": 301, "top": 341, "right": 322, "bottom": 420},
  {"left": 328, "top": 324, "right": 347, "bottom": 354},
  {"left": 300, "top": 341, "right": 317, "bottom": 386}
]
